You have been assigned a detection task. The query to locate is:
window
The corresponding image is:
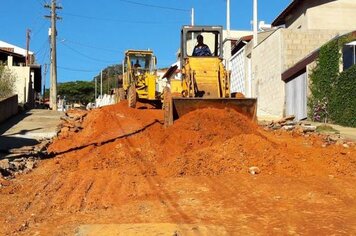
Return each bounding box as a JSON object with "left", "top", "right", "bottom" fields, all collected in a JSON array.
[
  {"left": 185, "top": 31, "right": 220, "bottom": 57},
  {"left": 129, "top": 53, "right": 153, "bottom": 71},
  {"left": 343, "top": 42, "right": 356, "bottom": 71}
]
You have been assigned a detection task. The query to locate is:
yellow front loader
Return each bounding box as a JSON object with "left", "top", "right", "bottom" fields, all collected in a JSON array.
[
  {"left": 164, "top": 26, "right": 257, "bottom": 126},
  {"left": 120, "top": 50, "right": 159, "bottom": 108}
]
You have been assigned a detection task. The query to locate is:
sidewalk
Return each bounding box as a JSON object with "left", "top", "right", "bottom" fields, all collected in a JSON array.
[
  {"left": 0, "top": 109, "right": 63, "bottom": 155},
  {"left": 309, "top": 121, "right": 356, "bottom": 141}
]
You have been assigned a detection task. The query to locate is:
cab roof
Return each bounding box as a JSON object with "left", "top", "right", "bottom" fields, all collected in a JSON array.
[{"left": 125, "top": 49, "right": 154, "bottom": 55}]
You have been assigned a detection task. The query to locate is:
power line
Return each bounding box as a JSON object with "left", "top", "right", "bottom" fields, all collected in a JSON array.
[
  {"left": 118, "top": 0, "right": 190, "bottom": 12},
  {"left": 38, "top": 42, "right": 50, "bottom": 62},
  {"left": 57, "top": 66, "right": 99, "bottom": 73},
  {"left": 61, "top": 12, "right": 184, "bottom": 24},
  {"left": 31, "top": 20, "right": 48, "bottom": 39},
  {"left": 60, "top": 42, "right": 118, "bottom": 64},
  {"left": 28, "top": 2, "right": 48, "bottom": 41},
  {"left": 61, "top": 39, "right": 121, "bottom": 54},
  {"left": 35, "top": 0, "right": 45, "bottom": 7},
  {"left": 34, "top": 38, "right": 49, "bottom": 58}
]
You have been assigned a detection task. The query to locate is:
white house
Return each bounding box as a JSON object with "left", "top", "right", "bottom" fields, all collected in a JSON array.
[
  {"left": 231, "top": 0, "right": 356, "bottom": 120},
  {"left": 0, "top": 41, "right": 41, "bottom": 107}
]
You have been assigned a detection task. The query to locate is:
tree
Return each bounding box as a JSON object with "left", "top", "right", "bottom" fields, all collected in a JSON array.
[
  {"left": 0, "top": 63, "right": 16, "bottom": 99},
  {"left": 44, "top": 64, "right": 123, "bottom": 105},
  {"left": 57, "top": 81, "right": 95, "bottom": 105}
]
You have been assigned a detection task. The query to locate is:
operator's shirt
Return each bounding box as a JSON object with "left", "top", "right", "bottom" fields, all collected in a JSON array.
[{"left": 193, "top": 44, "right": 212, "bottom": 56}]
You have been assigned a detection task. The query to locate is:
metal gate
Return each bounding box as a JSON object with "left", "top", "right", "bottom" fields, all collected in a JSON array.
[
  {"left": 230, "top": 48, "right": 245, "bottom": 94},
  {"left": 285, "top": 72, "right": 307, "bottom": 121}
]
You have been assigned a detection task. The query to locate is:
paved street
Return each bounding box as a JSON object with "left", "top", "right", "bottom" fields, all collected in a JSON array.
[{"left": 0, "top": 109, "right": 63, "bottom": 156}]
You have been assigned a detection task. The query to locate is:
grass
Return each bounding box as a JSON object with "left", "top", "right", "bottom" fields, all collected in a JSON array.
[{"left": 316, "top": 124, "right": 340, "bottom": 134}]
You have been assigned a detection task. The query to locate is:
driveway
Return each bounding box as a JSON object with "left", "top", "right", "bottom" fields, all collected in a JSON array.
[{"left": 0, "top": 109, "right": 63, "bottom": 156}]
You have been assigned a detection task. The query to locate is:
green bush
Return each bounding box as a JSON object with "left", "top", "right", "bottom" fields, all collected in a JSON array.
[
  {"left": 308, "top": 40, "right": 340, "bottom": 122},
  {"left": 329, "top": 65, "right": 356, "bottom": 127},
  {"left": 308, "top": 33, "right": 356, "bottom": 127},
  {"left": 0, "top": 64, "right": 16, "bottom": 99}
]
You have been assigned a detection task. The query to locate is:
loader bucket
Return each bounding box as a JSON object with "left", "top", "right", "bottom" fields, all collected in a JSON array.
[{"left": 165, "top": 98, "right": 257, "bottom": 126}]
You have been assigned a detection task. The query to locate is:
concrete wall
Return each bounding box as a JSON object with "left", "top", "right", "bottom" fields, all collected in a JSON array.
[
  {"left": 7, "top": 56, "right": 32, "bottom": 105},
  {"left": 284, "top": 0, "right": 356, "bottom": 31},
  {"left": 308, "top": 0, "right": 356, "bottom": 31},
  {"left": 249, "top": 28, "right": 341, "bottom": 120},
  {"left": 0, "top": 95, "right": 18, "bottom": 123},
  {"left": 281, "top": 29, "right": 343, "bottom": 117},
  {"left": 251, "top": 29, "right": 283, "bottom": 119},
  {"left": 246, "top": 0, "right": 356, "bottom": 120},
  {"left": 281, "top": 29, "right": 340, "bottom": 70},
  {"left": 285, "top": 1, "right": 309, "bottom": 29},
  {"left": 11, "top": 66, "right": 31, "bottom": 104}
]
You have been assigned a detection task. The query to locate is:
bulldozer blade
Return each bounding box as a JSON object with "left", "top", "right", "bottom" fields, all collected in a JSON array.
[{"left": 170, "top": 98, "right": 257, "bottom": 122}]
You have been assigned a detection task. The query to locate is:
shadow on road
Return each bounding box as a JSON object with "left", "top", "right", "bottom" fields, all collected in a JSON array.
[
  {"left": 0, "top": 136, "right": 39, "bottom": 153},
  {"left": 0, "top": 111, "right": 39, "bottom": 158},
  {"left": 0, "top": 111, "right": 31, "bottom": 136},
  {"left": 5, "top": 128, "right": 42, "bottom": 136}
]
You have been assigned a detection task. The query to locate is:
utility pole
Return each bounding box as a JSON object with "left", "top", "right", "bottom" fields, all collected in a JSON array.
[
  {"left": 253, "top": 0, "right": 258, "bottom": 47},
  {"left": 42, "top": 63, "right": 48, "bottom": 99},
  {"left": 95, "top": 76, "right": 97, "bottom": 102},
  {"left": 26, "top": 29, "right": 31, "bottom": 66},
  {"left": 100, "top": 70, "right": 103, "bottom": 98},
  {"left": 191, "top": 8, "right": 195, "bottom": 26},
  {"left": 107, "top": 76, "right": 110, "bottom": 94},
  {"left": 225, "top": 0, "right": 231, "bottom": 71},
  {"left": 45, "top": 0, "right": 62, "bottom": 110},
  {"left": 226, "top": 0, "right": 230, "bottom": 36}
]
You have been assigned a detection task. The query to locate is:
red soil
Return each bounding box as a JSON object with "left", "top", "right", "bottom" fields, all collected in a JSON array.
[
  {"left": 1, "top": 102, "right": 355, "bottom": 235},
  {"left": 50, "top": 103, "right": 356, "bottom": 178}
]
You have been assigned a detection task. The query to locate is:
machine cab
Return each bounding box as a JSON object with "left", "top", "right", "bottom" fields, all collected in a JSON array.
[
  {"left": 122, "top": 50, "right": 157, "bottom": 90},
  {"left": 124, "top": 50, "right": 156, "bottom": 75},
  {"left": 179, "top": 26, "right": 226, "bottom": 98},
  {"left": 180, "top": 25, "right": 223, "bottom": 61}
]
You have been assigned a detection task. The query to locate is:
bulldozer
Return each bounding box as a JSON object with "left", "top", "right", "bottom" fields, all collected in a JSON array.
[
  {"left": 163, "top": 25, "right": 257, "bottom": 126},
  {"left": 119, "top": 50, "right": 159, "bottom": 108}
]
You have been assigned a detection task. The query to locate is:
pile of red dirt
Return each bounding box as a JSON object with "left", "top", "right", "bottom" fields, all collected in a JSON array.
[
  {"left": 49, "top": 101, "right": 162, "bottom": 153},
  {"left": 1, "top": 102, "right": 356, "bottom": 235},
  {"left": 47, "top": 103, "right": 356, "bottom": 178},
  {"left": 157, "top": 108, "right": 259, "bottom": 154}
]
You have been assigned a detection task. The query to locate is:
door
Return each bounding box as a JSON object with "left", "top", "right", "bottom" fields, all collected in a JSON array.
[{"left": 285, "top": 72, "right": 307, "bottom": 121}]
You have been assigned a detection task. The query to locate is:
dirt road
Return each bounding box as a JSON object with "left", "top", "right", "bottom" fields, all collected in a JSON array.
[{"left": 1, "top": 102, "right": 355, "bottom": 235}]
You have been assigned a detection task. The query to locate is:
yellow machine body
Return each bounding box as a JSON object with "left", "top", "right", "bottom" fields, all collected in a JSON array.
[
  {"left": 182, "top": 57, "right": 230, "bottom": 98},
  {"left": 122, "top": 50, "right": 158, "bottom": 104},
  {"left": 164, "top": 26, "right": 257, "bottom": 126},
  {"left": 170, "top": 79, "right": 183, "bottom": 95}
]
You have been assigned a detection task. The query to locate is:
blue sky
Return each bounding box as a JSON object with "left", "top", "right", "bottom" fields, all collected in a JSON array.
[{"left": 0, "top": 0, "right": 291, "bottom": 85}]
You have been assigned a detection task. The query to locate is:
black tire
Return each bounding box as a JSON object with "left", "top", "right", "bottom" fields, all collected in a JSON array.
[
  {"left": 118, "top": 88, "right": 126, "bottom": 102},
  {"left": 128, "top": 85, "right": 137, "bottom": 108},
  {"left": 163, "top": 86, "right": 173, "bottom": 127}
]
